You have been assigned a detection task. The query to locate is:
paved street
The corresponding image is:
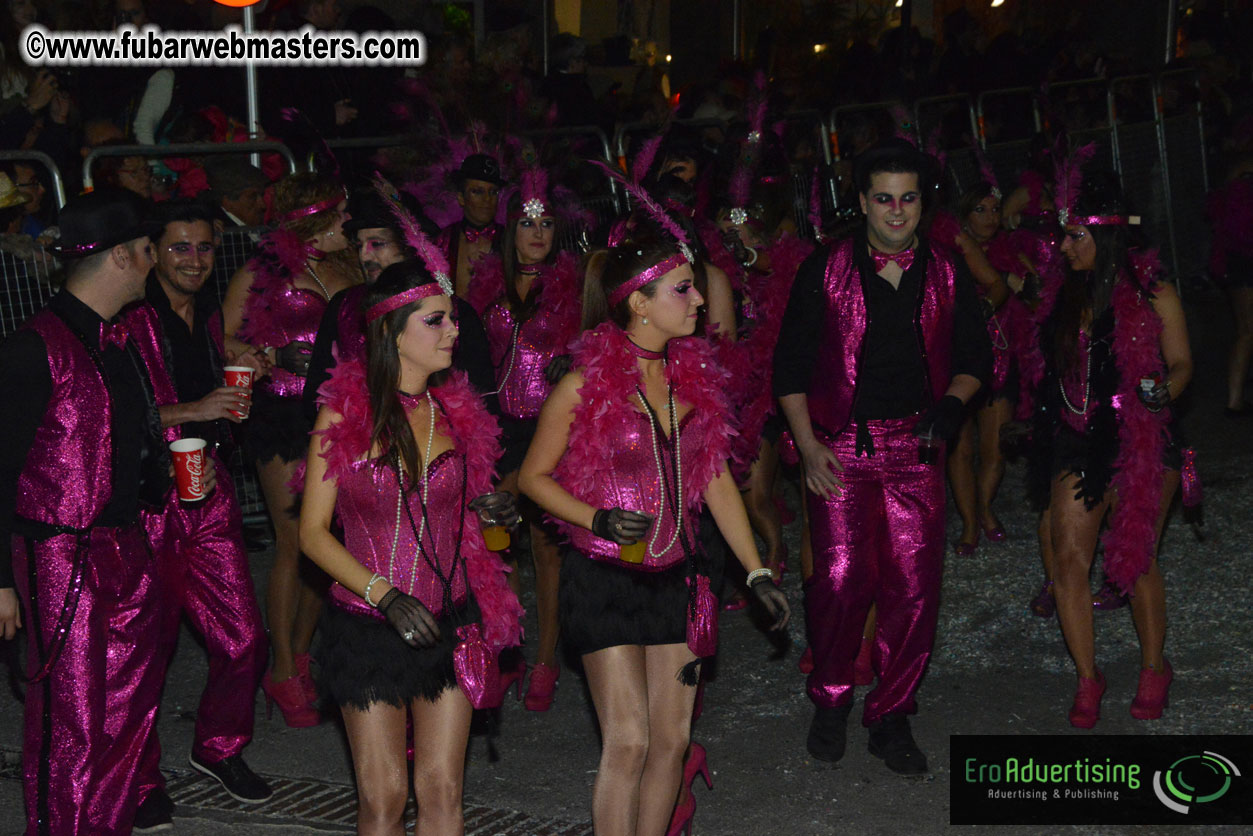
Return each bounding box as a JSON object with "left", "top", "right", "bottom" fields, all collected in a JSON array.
[{"left": 1, "top": 289, "right": 1250, "bottom": 835}]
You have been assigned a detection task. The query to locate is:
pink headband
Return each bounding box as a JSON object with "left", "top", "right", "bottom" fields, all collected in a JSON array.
[
  {"left": 608, "top": 252, "right": 688, "bottom": 307},
  {"left": 278, "top": 193, "right": 344, "bottom": 225},
  {"left": 1068, "top": 214, "right": 1141, "bottom": 227},
  {"left": 364, "top": 283, "right": 449, "bottom": 323}
]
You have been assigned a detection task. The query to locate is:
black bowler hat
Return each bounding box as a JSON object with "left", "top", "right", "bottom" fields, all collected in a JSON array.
[
  {"left": 342, "top": 188, "right": 438, "bottom": 238},
  {"left": 51, "top": 189, "right": 161, "bottom": 258},
  {"left": 454, "top": 153, "right": 506, "bottom": 187}
]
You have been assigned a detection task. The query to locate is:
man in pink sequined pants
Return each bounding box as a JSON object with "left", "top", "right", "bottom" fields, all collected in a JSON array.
[{"left": 775, "top": 140, "right": 990, "bottom": 776}]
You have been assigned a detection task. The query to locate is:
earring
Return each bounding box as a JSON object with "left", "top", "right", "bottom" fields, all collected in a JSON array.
[{"left": 642, "top": 317, "right": 648, "bottom": 325}]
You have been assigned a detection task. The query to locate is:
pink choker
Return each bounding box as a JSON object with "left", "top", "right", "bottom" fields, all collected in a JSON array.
[{"left": 625, "top": 338, "right": 664, "bottom": 360}]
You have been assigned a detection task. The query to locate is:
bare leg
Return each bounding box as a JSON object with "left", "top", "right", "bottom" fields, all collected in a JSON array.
[
  {"left": 636, "top": 644, "right": 699, "bottom": 836},
  {"left": 497, "top": 470, "right": 523, "bottom": 597},
  {"left": 531, "top": 520, "right": 562, "bottom": 669},
  {"left": 341, "top": 703, "right": 408, "bottom": 836},
  {"left": 742, "top": 439, "right": 784, "bottom": 573},
  {"left": 1226, "top": 286, "right": 1253, "bottom": 409},
  {"left": 1049, "top": 474, "right": 1111, "bottom": 679},
  {"left": 946, "top": 415, "right": 978, "bottom": 548},
  {"left": 1037, "top": 509, "right": 1055, "bottom": 582},
  {"left": 975, "top": 398, "right": 1012, "bottom": 531},
  {"left": 411, "top": 687, "right": 473, "bottom": 836},
  {"left": 583, "top": 645, "right": 649, "bottom": 836},
  {"left": 1128, "top": 469, "right": 1179, "bottom": 670},
  {"left": 257, "top": 456, "right": 312, "bottom": 682}
]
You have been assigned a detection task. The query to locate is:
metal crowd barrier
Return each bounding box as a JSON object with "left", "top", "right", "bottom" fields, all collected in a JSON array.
[{"left": 0, "top": 150, "right": 68, "bottom": 211}]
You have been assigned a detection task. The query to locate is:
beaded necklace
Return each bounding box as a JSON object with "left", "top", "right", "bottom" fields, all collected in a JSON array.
[
  {"left": 387, "top": 390, "right": 435, "bottom": 590},
  {"left": 634, "top": 381, "right": 684, "bottom": 559},
  {"left": 1059, "top": 335, "right": 1092, "bottom": 415}
]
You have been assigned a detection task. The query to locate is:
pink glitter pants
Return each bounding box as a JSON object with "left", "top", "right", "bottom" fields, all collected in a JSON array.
[
  {"left": 803, "top": 417, "right": 945, "bottom": 725},
  {"left": 12, "top": 525, "right": 164, "bottom": 836},
  {"left": 138, "top": 460, "right": 267, "bottom": 796}
]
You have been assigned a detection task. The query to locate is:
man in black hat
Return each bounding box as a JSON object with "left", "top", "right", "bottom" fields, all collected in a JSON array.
[
  {"left": 302, "top": 187, "right": 498, "bottom": 425},
  {"left": 438, "top": 153, "right": 506, "bottom": 297},
  {"left": 0, "top": 190, "right": 216, "bottom": 834},
  {"left": 774, "top": 139, "right": 990, "bottom": 776}
]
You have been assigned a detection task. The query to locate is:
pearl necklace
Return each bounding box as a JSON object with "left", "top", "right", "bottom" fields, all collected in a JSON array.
[
  {"left": 1059, "top": 343, "right": 1092, "bottom": 415},
  {"left": 638, "top": 386, "right": 682, "bottom": 558},
  {"left": 387, "top": 390, "right": 436, "bottom": 593},
  {"left": 305, "top": 261, "right": 331, "bottom": 301},
  {"left": 492, "top": 321, "right": 522, "bottom": 396}
]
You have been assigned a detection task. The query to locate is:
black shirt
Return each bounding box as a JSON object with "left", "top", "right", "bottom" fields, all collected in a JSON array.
[
  {"left": 302, "top": 289, "right": 501, "bottom": 426},
  {"left": 0, "top": 291, "right": 159, "bottom": 585},
  {"left": 773, "top": 231, "right": 991, "bottom": 418},
  {"left": 145, "top": 276, "right": 228, "bottom": 448}
]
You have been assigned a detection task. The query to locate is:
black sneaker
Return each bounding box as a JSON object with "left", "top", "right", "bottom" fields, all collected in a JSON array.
[
  {"left": 133, "top": 787, "right": 174, "bottom": 833},
  {"left": 867, "top": 714, "right": 929, "bottom": 775},
  {"left": 806, "top": 702, "right": 853, "bottom": 762},
  {"left": 189, "top": 753, "right": 274, "bottom": 803}
]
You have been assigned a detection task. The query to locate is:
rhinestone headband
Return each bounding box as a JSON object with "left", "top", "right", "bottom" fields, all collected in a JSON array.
[
  {"left": 608, "top": 250, "right": 689, "bottom": 307},
  {"left": 365, "top": 280, "right": 452, "bottom": 323}
]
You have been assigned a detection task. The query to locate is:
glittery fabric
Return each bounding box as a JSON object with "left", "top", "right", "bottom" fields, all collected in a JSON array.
[
  {"left": 804, "top": 417, "right": 945, "bottom": 725},
  {"left": 564, "top": 411, "right": 696, "bottom": 569},
  {"left": 806, "top": 239, "right": 957, "bottom": 436},
  {"left": 237, "top": 252, "right": 327, "bottom": 399},
  {"left": 12, "top": 526, "right": 164, "bottom": 836},
  {"left": 17, "top": 312, "right": 114, "bottom": 528},
  {"left": 330, "top": 450, "right": 472, "bottom": 619}
]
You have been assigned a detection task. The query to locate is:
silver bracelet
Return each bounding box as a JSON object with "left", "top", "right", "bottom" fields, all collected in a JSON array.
[
  {"left": 747, "top": 567, "right": 774, "bottom": 587},
  {"left": 363, "top": 573, "right": 388, "bottom": 608}
]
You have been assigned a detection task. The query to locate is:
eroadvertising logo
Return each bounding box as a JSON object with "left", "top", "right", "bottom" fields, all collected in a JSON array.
[{"left": 950, "top": 736, "right": 1252, "bottom": 825}]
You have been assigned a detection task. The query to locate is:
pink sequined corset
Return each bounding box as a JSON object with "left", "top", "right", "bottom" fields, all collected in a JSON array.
[
  {"left": 1059, "top": 331, "right": 1091, "bottom": 433},
  {"left": 329, "top": 449, "right": 471, "bottom": 620},
  {"left": 241, "top": 278, "right": 327, "bottom": 399},
  {"left": 562, "top": 411, "right": 698, "bottom": 570},
  {"left": 483, "top": 301, "right": 564, "bottom": 419}
]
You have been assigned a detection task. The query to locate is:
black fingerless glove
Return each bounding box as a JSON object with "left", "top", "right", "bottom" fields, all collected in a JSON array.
[
  {"left": 916, "top": 395, "right": 966, "bottom": 442},
  {"left": 469, "top": 491, "right": 522, "bottom": 528},
  {"left": 544, "top": 354, "right": 573, "bottom": 386},
  {"left": 275, "top": 341, "right": 313, "bottom": 376},
  {"left": 378, "top": 587, "right": 440, "bottom": 647},
  {"left": 750, "top": 575, "right": 790, "bottom": 630},
  {"left": 592, "top": 507, "right": 652, "bottom": 545}
]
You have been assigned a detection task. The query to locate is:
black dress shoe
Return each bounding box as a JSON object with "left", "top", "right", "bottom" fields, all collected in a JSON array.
[
  {"left": 806, "top": 702, "right": 853, "bottom": 762},
  {"left": 867, "top": 714, "right": 929, "bottom": 775},
  {"left": 133, "top": 787, "right": 174, "bottom": 833},
  {"left": 189, "top": 753, "right": 274, "bottom": 803}
]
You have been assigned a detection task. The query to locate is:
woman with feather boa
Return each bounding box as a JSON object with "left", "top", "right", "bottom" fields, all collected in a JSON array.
[
  {"left": 520, "top": 237, "right": 788, "bottom": 836},
  {"left": 300, "top": 261, "right": 523, "bottom": 835},
  {"left": 464, "top": 175, "right": 583, "bottom": 713},
  {"left": 1030, "top": 171, "right": 1191, "bottom": 728}
]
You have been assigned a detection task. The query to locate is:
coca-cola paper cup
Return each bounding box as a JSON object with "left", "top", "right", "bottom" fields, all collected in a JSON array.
[
  {"left": 224, "top": 366, "right": 254, "bottom": 418},
  {"left": 170, "top": 438, "right": 207, "bottom": 501}
]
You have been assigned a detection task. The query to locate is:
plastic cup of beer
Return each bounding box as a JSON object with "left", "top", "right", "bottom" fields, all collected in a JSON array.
[
  {"left": 224, "top": 366, "right": 254, "bottom": 418},
  {"left": 618, "top": 540, "right": 646, "bottom": 564},
  {"left": 475, "top": 503, "right": 511, "bottom": 551},
  {"left": 170, "top": 438, "right": 207, "bottom": 502}
]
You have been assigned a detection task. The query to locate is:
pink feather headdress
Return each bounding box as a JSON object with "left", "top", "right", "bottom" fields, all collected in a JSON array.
[
  {"left": 589, "top": 159, "right": 693, "bottom": 264},
  {"left": 727, "top": 72, "right": 769, "bottom": 225},
  {"left": 1053, "top": 141, "right": 1096, "bottom": 226},
  {"left": 372, "top": 173, "right": 453, "bottom": 297}
]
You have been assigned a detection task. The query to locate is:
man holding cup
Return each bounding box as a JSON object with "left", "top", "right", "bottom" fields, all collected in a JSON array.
[
  {"left": 120, "top": 199, "right": 272, "bottom": 827},
  {"left": 774, "top": 139, "right": 990, "bottom": 776},
  {"left": 0, "top": 190, "right": 182, "bottom": 835}
]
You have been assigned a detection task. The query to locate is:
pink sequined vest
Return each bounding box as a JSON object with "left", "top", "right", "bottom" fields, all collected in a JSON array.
[
  {"left": 16, "top": 312, "right": 115, "bottom": 528},
  {"left": 807, "top": 237, "right": 958, "bottom": 437}
]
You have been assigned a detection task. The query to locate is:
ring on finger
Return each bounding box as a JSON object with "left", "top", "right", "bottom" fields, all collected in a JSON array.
[{"left": 403, "top": 629, "right": 415, "bottom": 641}]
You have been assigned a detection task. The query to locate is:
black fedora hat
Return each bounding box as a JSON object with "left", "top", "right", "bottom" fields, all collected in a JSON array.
[
  {"left": 52, "top": 189, "right": 162, "bottom": 258},
  {"left": 342, "top": 187, "right": 436, "bottom": 238},
  {"left": 453, "top": 153, "right": 506, "bottom": 187}
]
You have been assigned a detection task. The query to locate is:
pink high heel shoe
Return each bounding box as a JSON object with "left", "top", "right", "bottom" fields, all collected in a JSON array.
[
  {"left": 293, "top": 652, "right": 318, "bottom": 704},
  {"left": 1130, "top": 659, "right": 1173, "bottom": 720},
  {"left": 666, "top": 792, "right": 695, "bottom": 836},
  {"left": 497, "top": 659, "right": 525, "bottom": 703},
  {"left": 1067, "top": 670, "right": 1106, "bottom": 729},
  {"left": 953, "top": 529, "right": 980, "bottom": 557},
  {"left": 685, "top": 742, "right": 713, "bottom": 791},
  {"left": 261, "top": 671, "right": 320, "bottom": 728},
  {"left": 798, "top": 646, "right": 814, "bottom": 674},
  {"left": 524, "top": 662, "right": 559, "bottom": 711}
]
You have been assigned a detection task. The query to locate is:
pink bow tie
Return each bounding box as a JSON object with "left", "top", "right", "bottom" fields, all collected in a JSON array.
[
  {"left": 871, "top": 247, "right": 915, "bottom": 274},
  {"left": 99, "top": 321, "right": 130, "bottom": 350},
  {"left": 464, "top": 225, "right": 497, "bottom": 243}
]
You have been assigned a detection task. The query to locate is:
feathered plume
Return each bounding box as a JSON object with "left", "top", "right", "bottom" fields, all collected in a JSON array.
[
  {"left": 519, "top": 166, "right": 549, "bottom": 219},
  {"left": 589, "top": 159, "right": 692, "bottom": 260},
  {"left": 632, "top": 133, "right": 665, "bottom": 184},
  {"left": 373, "top": 172, "right": 453, "bottom": 296},
  {"left": 1053, "top": 140, "right": 1096, "bottom": 226},
  {"left": 728, "top": 72, "right": 770, "bottom": 220}
]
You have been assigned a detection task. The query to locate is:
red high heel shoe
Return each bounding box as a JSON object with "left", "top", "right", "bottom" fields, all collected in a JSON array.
[
  {"left": 666, "top": 792, "right": 695, "bottom": 836},
  {"left": 1029, "top": 581, "right": 1055, "bottom": 618},
  {"left": 684, "top": 742, "right": 713, "bottom": 791},
  {"left": 293, "top": 652, "right": 318, "bottom": 704},
  {"left": 798, "top": 646, "right": 814, "bottom": 674},
  {"left": 261, "top": 671, "right": 320, "bottom": 728},
  {"left": 1067, "top": 670, "right": 1106, "bottom": 729},
  {"left": 524, "top": 662, "right": 559, "bottom": 711},
  {"left": 953, "top": 529, "right": 980, "bottom": 557},
  {"left": 853, "top": 636, "right": 875, "bottom": 686},
  {"left": 1130, "top": 659, "right": 1173, "bottom": 720},
  {"left": 979, "top": 517, "right": 1007, "bottom": 543},
  {"left": 497, "top": 660, "right": 525, "bottom": 703}
]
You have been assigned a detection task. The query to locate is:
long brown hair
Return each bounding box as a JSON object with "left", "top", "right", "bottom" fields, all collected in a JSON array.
[
  {"left": 501, "top": 192, "right": 560, "bottom": 322},
  {"left": 363, "top": 260, "right": 450, "bottom": 489},
  {"left": 273, "top": 172, "right": 344, "bottom": 240}
]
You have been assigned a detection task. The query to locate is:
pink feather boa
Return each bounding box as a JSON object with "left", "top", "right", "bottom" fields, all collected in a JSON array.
[
  {"left": 312, "top": 359, "right": 524, "bottom": 652},
  {"left": 697, "top": 218, "right": 746, "bottom": 293},
  {"left": 725, "top": 235, "right": 813, "bottom": 481},
  {"left": 236, "top": 228, "right": 317, "bottom": 346},
  {"left": 1011, "top": 230, "right": 1068, "bottom": 421},
  {"left": 463, "top": 249, "right": 582, "bottom": 349},
  {"left": 554, "top": 323, "right": 734, "bottom": 513},
  {"left": 1102, "top": 254, "right": 1170, "bottom": 596}
]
